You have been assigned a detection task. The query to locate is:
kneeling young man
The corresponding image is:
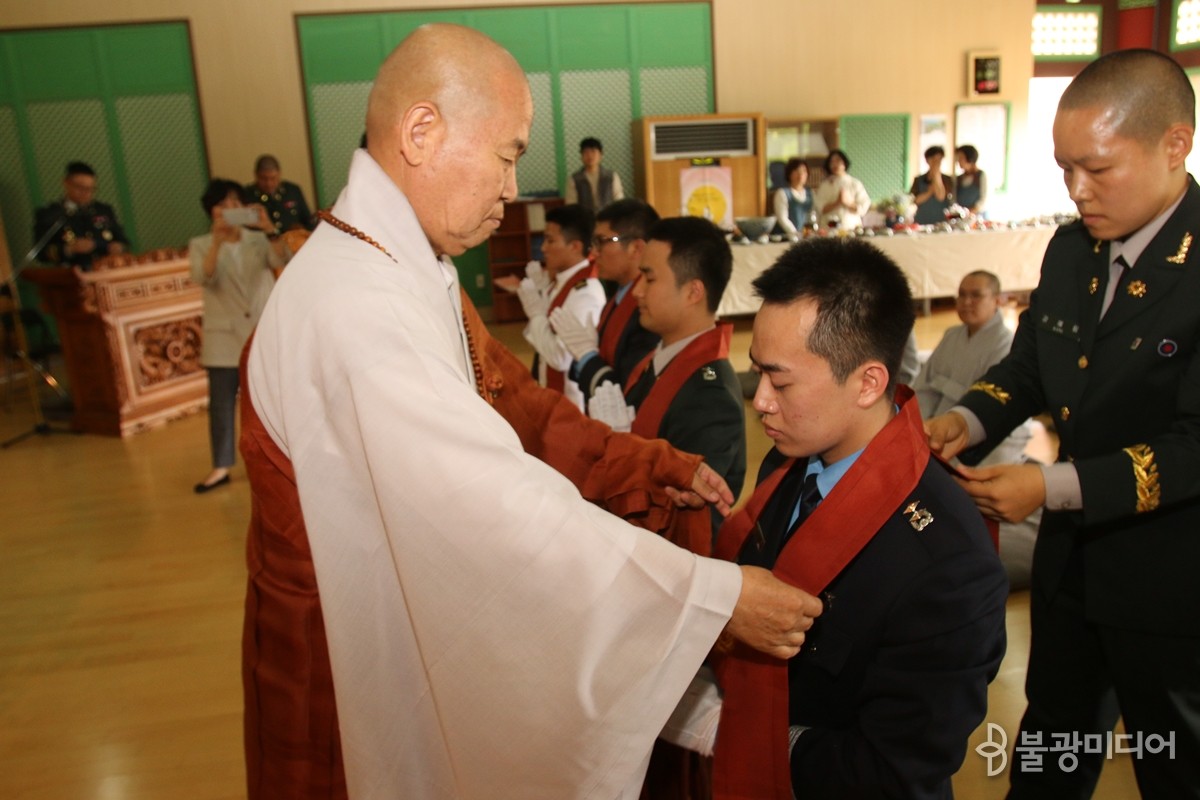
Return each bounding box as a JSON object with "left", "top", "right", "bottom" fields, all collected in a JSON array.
[{"left": 711, "top": 238, "right": 1008, "bottom": 799}]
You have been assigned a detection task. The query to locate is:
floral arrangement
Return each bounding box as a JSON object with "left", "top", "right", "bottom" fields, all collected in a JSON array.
[{"left": 874, "top": 193, "right": 914, "bottom": 219}]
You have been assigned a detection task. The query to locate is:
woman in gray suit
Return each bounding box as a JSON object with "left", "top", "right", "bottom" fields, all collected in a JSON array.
[{"left": 190, "top": 179, "right": 279, "bottom": 493}]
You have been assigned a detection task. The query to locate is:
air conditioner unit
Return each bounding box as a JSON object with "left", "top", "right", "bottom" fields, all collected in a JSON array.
[{"left": 648, "top": 117, "right": 757, "bottom": 160}]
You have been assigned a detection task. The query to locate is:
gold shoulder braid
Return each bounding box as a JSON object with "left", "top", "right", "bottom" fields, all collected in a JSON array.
[
  {"left": 1122, "top": 443, "right": 1161, "bottom": 513},
  {"left": 968, "top": 381, "right": 1011, "bottom": 405},
  {"left": 316, "top": 210, "right": 490, "bottom": 402}
]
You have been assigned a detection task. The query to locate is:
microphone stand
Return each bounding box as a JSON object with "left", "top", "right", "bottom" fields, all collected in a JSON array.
[{"left": 2, "top": 215, "right": 77, "bottom": 449}]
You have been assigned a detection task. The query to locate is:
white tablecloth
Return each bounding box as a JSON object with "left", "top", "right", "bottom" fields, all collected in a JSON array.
[{"left": 718, "top": 226, "right": 1058, "bottom": 317}]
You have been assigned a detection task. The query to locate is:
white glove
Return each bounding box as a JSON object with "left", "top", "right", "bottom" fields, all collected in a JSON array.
[
  {"left": 659, "top": 666, "right": 723, "bottom": 757},
  {"left": 587, "top": 381, "right": 635, "bottom": 432},
  {"left": 524, "top": 259, "right": 551, "bottom": 292},
  {"left": 549, "top": 307, "right": 600, "bottom": 361},
  {"left": 516, "top": 277, "right": 549, "bottom": 319}
]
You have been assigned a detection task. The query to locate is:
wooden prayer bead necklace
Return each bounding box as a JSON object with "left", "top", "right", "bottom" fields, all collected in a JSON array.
[{"left": 315, "top": 210, "right": 489, "bottom": 400}]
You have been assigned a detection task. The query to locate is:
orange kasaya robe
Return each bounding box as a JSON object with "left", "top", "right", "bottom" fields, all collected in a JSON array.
[{"left": 239, "top": 290, "right": 713, "bottom": 800}]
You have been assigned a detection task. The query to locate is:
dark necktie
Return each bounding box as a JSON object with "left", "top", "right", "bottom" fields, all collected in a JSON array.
[
  {"left": 781, "top": 472, "right": 822, "bottom": 548},
  {"left": 626, "top": 360, "right": 657, "bottom": 409},
  {"left": 1100, "top": 254, "right": 1131, "bottom": 319}
]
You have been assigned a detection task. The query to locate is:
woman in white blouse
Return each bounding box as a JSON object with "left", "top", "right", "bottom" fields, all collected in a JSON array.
[{"left": 814, "top": 149, "right": 871, "bottom": 230}]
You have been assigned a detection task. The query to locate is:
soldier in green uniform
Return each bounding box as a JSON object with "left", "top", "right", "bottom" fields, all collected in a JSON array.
[
  {"left": 928, "top": 49, "right": 1200, "bottom": 798},
  {"left": 246, "top": 154, "right": 315, "bottom": 237},
  {"left": 32, "top": 161, "right": 129, "bottom": 271}
]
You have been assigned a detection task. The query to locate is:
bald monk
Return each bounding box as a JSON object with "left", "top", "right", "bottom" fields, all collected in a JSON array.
[
  {"left": 927, "top": 49, "right": 1200, "bottom": 797},
  {"left": 241, "top": 23, "right": 822, "bottom": 800}
]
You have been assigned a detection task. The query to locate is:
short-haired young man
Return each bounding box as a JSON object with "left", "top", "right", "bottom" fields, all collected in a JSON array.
[
  {"left": 712, "top": 237, "right": 1007, "bottom": 798},
  {"left": 592, "top": 216, "right": 746, "bottom": 546},
  {"left": 565, "top": 136, "right": 625, "bottom": 212},
  {"left": 516, "top": 203, "right": 606, "bottom": 411},
  {"left": 551, "top": 198, "right": 661, "bottom": 405}
]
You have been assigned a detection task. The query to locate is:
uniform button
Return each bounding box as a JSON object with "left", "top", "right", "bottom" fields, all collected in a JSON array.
[
  {"left": 1078, "top": 356, "right": 1088, "bottom": 369},
  {"left": 273, "top": 211, "right": 281, "bottom": 218},
  {"left": 1060, "top": 406, "right": 1070, "bottom": 421}
]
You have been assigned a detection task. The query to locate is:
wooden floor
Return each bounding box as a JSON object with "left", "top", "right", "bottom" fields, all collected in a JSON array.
[{"left": 0, "top": 302, "right": 1138, "bottom": 799}]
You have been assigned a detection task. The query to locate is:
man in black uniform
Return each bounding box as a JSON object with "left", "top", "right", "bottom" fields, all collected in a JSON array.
[
  {"left": 928, "top": 49, "right": 1200, "bottom": 798},
  {"left": 246, "top": 155, "right": 315, "bottom": 237},
  {"left": 33, "top": 161, "right": 129, "bottom": 270}
]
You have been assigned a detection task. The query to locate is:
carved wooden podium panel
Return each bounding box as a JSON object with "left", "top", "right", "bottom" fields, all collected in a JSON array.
[{"left": 24, "top": 253, "right": 207, "bottom": 436}]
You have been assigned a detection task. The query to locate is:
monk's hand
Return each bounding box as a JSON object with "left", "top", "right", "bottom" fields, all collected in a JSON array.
[
  {"left": 665, "top": 462, "right": 734, "bottom": 516},
  {"left": 725, "top": 566, "right": 822, "bottom": 659},
  {"left": 925, "top": 411, "right": 971, "bottom": 460},
  {"left": 955, "top": 462, "right": 1046, "bottom": 523}
]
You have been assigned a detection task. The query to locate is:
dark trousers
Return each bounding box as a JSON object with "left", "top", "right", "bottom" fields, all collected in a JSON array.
[
  {"left": 207, "top": 366, "right": 240, "bottom": 469},
  {"left": 1008, "top": 557, "right": 1200, "bottom": 799}
]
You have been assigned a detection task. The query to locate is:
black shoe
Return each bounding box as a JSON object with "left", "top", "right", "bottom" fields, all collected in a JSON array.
[{"left": 194, "top": 474, "right": 231, "bottom": 494}]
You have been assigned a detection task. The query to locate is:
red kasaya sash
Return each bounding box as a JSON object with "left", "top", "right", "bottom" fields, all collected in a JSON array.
[
  {"left": 625, "top": 323, "right": 733, "bottom": 440},
  {"left": 546, "top": 263, "right": 598, "bottom": 393},
  {"left": 710, "top": 387, "right": 929, "bottom": 800},
  {"left": 598, "top": 275, "right": 642, "bottom": 366}
]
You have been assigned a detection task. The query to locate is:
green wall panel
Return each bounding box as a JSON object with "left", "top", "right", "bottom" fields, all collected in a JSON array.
[
  {"left": 310, "top": 81, "right": 372, "bottom": 205},
  {"left": 9, "top": 31, "right": 103, "bottom": 101},
  {"left": 101, "top": 25, "right": 196, "bottom": 95},
  {"left": 116, "top": 94, "right": 208, "bottom": 250},
  {"left": 640, "top": 67, "right": 710, "bottom": 117},
  {"left": 524, "top": 72, "right": 559, "bottom": 195},
  {"left": 469, "top": 9, "right": 553, "bottom": 71},
  {"left": 555, "top": 6, "right": 632, "bottom": 70},
  {"left": 0, "top": 107, "right": 34, "bottom": 259},
  {"left": 298, "top": 16, "right": 390, "bottom": 83},
  {"left": 840, "top": 114, "right": 910, "bottom": 203},
  {"left": 636, "top": 5, "right": 712, "bottom": 67},
  {"left": 28, "top": 100, "right": 118, "bottom": 208},
  {"left": 455, "top": 243, "right": 492, "bottom": 308}
]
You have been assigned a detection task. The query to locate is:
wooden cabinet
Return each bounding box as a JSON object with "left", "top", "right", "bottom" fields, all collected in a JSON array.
[{"left": 488, "top": 197, "right": 563, "bottom": 322}]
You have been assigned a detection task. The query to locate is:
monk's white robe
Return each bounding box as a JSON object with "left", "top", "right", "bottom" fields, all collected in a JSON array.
[{"left": 247, "top": 149, "right": 742, "bottom": 799}]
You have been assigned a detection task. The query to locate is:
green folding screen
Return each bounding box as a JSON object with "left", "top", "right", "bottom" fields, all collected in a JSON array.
[{"left": 840, "top": 113, "right": 911, "bottom": 202}]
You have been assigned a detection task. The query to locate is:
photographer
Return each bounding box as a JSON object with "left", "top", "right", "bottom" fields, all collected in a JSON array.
[{"left": 189, "top": 179, "right": 279, "bottom": 493}]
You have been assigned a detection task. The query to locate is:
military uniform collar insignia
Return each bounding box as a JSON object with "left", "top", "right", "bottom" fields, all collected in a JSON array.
[{"left": 1166, "top": 232, "right": 1192, "bottom": 264}]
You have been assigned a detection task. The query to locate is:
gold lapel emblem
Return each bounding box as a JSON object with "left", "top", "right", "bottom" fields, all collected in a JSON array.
[
  {"left": 1127, "top": 280, "right": 1148, "bottom": 298},
  {"left": 1088, "top": 277, "right": 1099, "bottom": 294},
  {"left": 702, "top": 366, "right": 717, "bottom": 381},
  {"left": 1093, "top": 239, "right": 1104, "bottom": 254},
  {"left": 904, "top": 501, "right": 934, "bottom": 532},
  {"left": 1166, "top": 232, "right": 1192, "bottom": 264}
]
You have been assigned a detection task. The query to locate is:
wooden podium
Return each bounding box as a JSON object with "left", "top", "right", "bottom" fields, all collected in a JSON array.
[{"left": 23, "top": 252, "right": 208, "bottom": 436}]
